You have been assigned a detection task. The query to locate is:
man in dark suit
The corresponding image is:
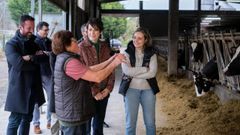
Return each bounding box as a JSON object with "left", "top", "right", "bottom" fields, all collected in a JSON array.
[{"left": 32, "top": 21, "right": 52, "bottom": 134}]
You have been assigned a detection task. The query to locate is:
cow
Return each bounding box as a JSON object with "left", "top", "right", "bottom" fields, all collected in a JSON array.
[
  {"left": 223, "top": 45, "right": 240, "bottom": 76},
  {"left": 191, "top": 57, "right": 219, "bottom": 96},
  {"left": 201, "top": 58, "right": 219, "bottom": 80},
  {"left": 191, "top": 42, "right": 203, "bottom": 63},
  {"left": 193, "top": 72, "right": 214, "bottom": 96}
]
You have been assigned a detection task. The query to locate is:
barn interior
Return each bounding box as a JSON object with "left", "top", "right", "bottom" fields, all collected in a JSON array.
[
  {"left": 46, "top": 0, "right": 240, "bottom": 98},
  {"left": 46, "top": 0, "right": 240, "bottom": 132},
  {"left": 2, "top": 0, "right": 240, "bottom": 134}
]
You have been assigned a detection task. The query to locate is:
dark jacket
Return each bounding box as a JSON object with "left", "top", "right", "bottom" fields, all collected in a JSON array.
[
  {"left": 4, "top": 30, "right": 45, "bottom": 114},
  {"left": 35, "top": 34, "right": 52, "bottom": 76},
  {"left": 49, "top": 52, "right": 56, "bottom": 113},
  {"left": 119, "top": 41, "right": 160, "bottom": 96},
  {"left": 54, "top": 52, "right": 95, "bottom": 122}
]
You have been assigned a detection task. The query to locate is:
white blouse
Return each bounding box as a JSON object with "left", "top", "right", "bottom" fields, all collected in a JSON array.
[{"left": 121, "top": 50, "right": 158, "bottom": 90}]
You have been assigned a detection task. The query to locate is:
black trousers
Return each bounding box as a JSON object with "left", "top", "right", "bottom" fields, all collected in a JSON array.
[{"left": 86, "top": 96, "right": 109, "bottom": 135}]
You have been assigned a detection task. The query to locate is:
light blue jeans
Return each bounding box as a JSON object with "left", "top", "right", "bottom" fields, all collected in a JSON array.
[
  {"left": 124, "top": 88, "right": 156, "bottom": 135},
  {"left": 33, "top": 75, "right": 52, "bottom": 126}
]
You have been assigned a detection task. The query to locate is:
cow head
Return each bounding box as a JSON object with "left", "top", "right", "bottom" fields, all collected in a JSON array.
[
  {"left": 202, "top": 58, "right": 219, "bottom": 80},
  {"left": 224, "top": 45, "right": 240, "bottom": 76}
]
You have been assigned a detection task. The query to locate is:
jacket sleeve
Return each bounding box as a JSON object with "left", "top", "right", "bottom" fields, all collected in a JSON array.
[
  {"left": 5, "top": 41, "right": 36, "bottom": 71},
  {"left": 106, "top": 70, "right": 115, "bottom": 92},
  {"left": 101, "top": 44, "right": 115, "bottom": 92},
  {"left": 31, "top": 38, "right": 51, "bottom": 64},
  {"left": 134, "top": 54, "right": 158, "bottom": 79},
  {"left": 121, "top": 52, "right": 148, "bottom": 76},
  {"left": 31, "top": 53, "right": 49, "bottom": 64}
]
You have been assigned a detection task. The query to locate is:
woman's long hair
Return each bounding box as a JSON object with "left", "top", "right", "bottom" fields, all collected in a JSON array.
[{"left": 133, "top": 27, "right": 152, "bottom": 49}]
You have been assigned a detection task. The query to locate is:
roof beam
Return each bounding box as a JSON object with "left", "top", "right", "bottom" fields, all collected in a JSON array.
[
  {"left": 99, "top": 0, "right": 126, "bottom": 3},
  {"left": 47, "top": 0, "right": 66, "bottom": 11}
]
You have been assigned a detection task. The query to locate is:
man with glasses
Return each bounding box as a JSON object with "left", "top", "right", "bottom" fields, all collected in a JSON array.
[{"left": 33, "top": 21, "right": 52, "bottom": 134}]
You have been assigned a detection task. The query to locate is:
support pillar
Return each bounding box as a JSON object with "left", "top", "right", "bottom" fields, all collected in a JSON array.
[{"left": 168, "top": 0, "right": 179, "bottom": 76}]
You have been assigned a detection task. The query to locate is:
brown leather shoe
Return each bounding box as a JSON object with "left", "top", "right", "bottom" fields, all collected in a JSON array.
[
  {"left": 34, "top": 125, "right": 42, "bottom": 134},
  {"left": 46, "top": 123, "right": 51, "bottom": 129}
]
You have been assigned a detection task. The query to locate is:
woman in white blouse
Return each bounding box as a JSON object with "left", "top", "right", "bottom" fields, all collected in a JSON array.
[{"left": 120, "top": 27, "right": 160, "bottom": 135}]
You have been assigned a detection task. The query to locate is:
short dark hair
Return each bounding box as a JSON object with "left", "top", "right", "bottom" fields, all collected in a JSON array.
[
  {"left": 52, "top": 30, "right": 74, "bottom": 55},
  {"left": 19, "top": 14, "right": 35, "bottom": 26},
  {"left": 86, "top": 18, "right": 104, "bottom": 32},
  {"left": 37, "top": 21, "right": 49, "bottom": 31}
]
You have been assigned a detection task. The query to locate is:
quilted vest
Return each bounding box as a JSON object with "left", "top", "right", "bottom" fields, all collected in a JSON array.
[
  {"left": 54, "top": 52, "right": 95, "bottom": 122},
  {"left": 119, "top": 41, "right": 160, "bottom": 96}
]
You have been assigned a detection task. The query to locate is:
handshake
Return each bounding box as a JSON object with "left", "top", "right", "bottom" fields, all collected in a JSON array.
[{"left": 110, "top": 53, "right": 127, "bottom": 65}]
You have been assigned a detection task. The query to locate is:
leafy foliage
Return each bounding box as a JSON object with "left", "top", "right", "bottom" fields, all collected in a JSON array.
[
  {"left": 8, "top": 0, "right": 61, "bottom": 25},
  {"left": 121, "top": 17, "right": 139, "bottom": 46},
  {"left": 101, "top": 2, "right": 127, "bottom": 39},
  {"left": 102, "top": 16, "right": 127, "bottom": 39},
  {"left": 101, "top": 2, "right": 124, "bottom": 9},
  {"left": 37, "top": 0, "right": 61, "bottom": 13},
  {"left": 8, "top": 0, "right": 31, "bottom": 25}
]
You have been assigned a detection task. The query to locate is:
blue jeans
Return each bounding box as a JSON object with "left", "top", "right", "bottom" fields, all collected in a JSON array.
[
  {"left": 124, "top": 88, "right": 156, "bottom": 135},
  {"left": 60, "top": 123, "right": 86, "bottom": 135},
  {"left": 7, "top": 96, "right": 35, "bottom": 135},
  {"left": 33, "top": 75, "right": 52, "bottom": 126}
]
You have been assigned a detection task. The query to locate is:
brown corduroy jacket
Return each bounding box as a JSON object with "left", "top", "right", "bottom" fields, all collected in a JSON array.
[{"left": 78, "top": 39, "right": 115, "bottom": 96}]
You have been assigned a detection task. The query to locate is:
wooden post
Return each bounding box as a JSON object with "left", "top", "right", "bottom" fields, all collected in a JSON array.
[
  {"left": 197, "top": 0, "right": 201, "bottom": 34},
  {"left": 168, "top": 0, "right": 179, "bottom": 76}
]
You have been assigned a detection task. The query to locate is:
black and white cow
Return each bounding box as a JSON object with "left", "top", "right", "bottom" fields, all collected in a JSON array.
[
  {"left": 192, "top": 58, "right": 219, "bottom": 96},
  {"left": 224, "top": 45, "right": 240, "bottom": 76},
  {"left": 202, "top": 58, "right": 219, "bottom": 80},
  {"left": 191, "top": 42, "right": 203, "bottom": 63},
  {"left": 193, "top": 71, "right": 214, "bottom": 96}
]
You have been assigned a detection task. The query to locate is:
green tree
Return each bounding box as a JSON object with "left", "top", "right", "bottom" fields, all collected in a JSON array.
[
  {"left": 38, "top": 0, "right": 61, "bottom": 13},
  {"left": 101, "top": 1, "right": 124, "bottom": 10},
  {"left": 8, "top": 0, "right": 61, "bottom": 25},
  {"left": 101, "top": 2, "right": 127, "bottom": 39},
  {"left": 8, "top": 0, "right": 31, "bottom": 25},
  {"left": 121, "top": 17, "right": 139, "bottom": 46}
]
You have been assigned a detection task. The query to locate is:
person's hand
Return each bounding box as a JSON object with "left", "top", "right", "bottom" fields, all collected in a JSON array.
[
  {"left": 43, "top": 51, "right": 51, "bottom": 56},
  {"left": 114, "top": 53, "right": 126, "bottom": 64},
  {"left": 101, "top": 88, "right": 110, "bottom": 99},
  {"left": 22, "top": 55, "right": 31, "bottom": 61},
  {"left": 35, "top": 50, "right": 44, "bottom": 55},
  {"left": 94, "top": 92, "right": 104, "bottom": 100},
  {"left": 108, "top": 54, "right": 117, "bottom": 62}
]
